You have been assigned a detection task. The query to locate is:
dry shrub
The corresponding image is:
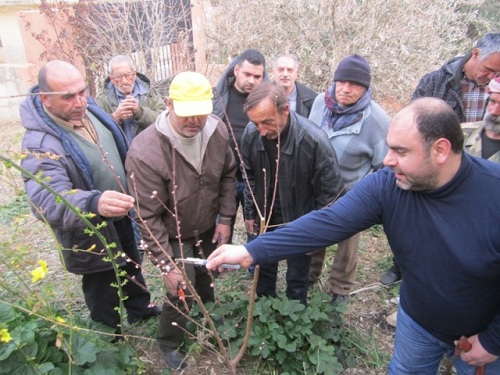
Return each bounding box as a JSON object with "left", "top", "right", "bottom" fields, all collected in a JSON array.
[
  {"left": 204, "top": 0, "right": 496, "bottom": 107},
  {"left": 28, "top": 0, "right": 195, "bottom": 96},
  {"left": 73, "top": 0, "right": 194, "bottom": 80}
]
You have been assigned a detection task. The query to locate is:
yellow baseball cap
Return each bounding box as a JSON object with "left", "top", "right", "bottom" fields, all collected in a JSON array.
[{"left": 169, "top": 72, "right": 213, "bottom": 117}]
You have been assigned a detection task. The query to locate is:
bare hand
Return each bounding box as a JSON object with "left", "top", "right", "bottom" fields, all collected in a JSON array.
[
  {"left": 113, "top": 96, "right": 139, "bottom": 122},
  {"left": 206, "top": 244, "right": 254, "bottom": 271},
  {"left": 245, "top": 219, "right": 257, "bottom": 235},
  {"left": 212, "top": 223, "right": 231, "bottom": 245},
  {"left": 460, "top": 334, "right": 498, "bottom": 367},
  {"left": 97, "top": 190, "right": 134, "bottom": 218},
  {"left": 163, "top": 269, "right": 185, "bottom": 296}
]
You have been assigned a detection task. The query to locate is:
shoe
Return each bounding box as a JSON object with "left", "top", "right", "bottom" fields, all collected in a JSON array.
[
  {"left": 330, "top": 293, "right": 349, "bottom": 307},
  {"left": 163, "top": 350, "right": 186, "bottom": 370},
  {"left": 380, "top": 264, "right": 402, "bottom": 285},
  {"left": 128, "top": 304, "right": 162, "bottom": 324}
]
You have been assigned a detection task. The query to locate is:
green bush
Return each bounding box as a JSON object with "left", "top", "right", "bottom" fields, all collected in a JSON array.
[
  {"left": 190, "top": 288, "right": 350, "bottom": 375},
  {"left": 0, "top": 302, "right": 145, "bottom": 374},
  {"left": 0, "top": 158, "right": 147, "bottom": 374}
]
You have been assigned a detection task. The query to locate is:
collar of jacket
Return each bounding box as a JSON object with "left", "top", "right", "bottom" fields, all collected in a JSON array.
[
  {"left": 295, "top": 81, "right": 317, "bottom": 101},
  {"left": 29, "top": 88, "right": 128, "bottom": 188},
  {"left": 254, "top": 111, "right": 303, "bottom": 156},
  {"left": 445, "top": 53, "right": 472, "bottom": 90},
  {"left": 462, "top": 121, "right": 484, "bottom": 155}
]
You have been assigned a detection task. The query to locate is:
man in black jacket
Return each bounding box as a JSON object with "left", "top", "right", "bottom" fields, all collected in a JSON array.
[
  {"left": 241, "top": 82, "right": 343, "bottom": 304},
  {"left": 212, "top": 49, "right": 267, "bottom": 242},
  {"left": 272, "top": 53, "right": 317, "bottom": 118}
]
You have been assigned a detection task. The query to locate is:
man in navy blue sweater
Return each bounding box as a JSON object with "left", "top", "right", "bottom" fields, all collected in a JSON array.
[{"left": 206, "top": 97, "right": 500, "bottom": 374}]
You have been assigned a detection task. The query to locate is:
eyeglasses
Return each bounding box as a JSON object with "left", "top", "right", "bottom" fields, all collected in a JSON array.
[{"left": 110, "top": 72, "right": 135, "bottom": 80}]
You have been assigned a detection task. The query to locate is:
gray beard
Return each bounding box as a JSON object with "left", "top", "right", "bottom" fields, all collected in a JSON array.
[{"left": 483, "top": 112, "right": 500, "bottom": 134}]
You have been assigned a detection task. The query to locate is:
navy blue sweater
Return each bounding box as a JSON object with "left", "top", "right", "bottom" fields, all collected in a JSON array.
[{"left": 246, "top": 153, "right": 500, "bottom": 355}]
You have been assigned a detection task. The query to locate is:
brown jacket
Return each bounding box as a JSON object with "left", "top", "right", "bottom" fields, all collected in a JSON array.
[{"left": 125, "top": 111, "right": 237, "bottom": 265}]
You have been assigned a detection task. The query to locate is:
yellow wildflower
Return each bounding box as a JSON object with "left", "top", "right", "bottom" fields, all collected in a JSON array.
[
  {"left": 31, "top": 260, "right": 49, "bottom": 283},
  {"left": 0, "top": 328, "right": 12, "bottom": 343},
  {"left": 55, "top": 316, "right": 66, "bottom": 324}
]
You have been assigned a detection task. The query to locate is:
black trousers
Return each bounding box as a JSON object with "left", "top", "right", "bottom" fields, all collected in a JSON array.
[
  {"left": 81, "top": 216, "right": 151, "bottom": 333},
  {"left": 256, "top": 254, "right": 311, "bottom": 305},
  {"left": 255, "top": 226, "right": 311, "bottom": 305}
]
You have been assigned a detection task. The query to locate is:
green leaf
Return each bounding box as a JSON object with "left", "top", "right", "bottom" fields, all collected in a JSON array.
[
  {"left": 64, "top": 335, "right": 100, "bottom": 366},
  {"left": 37, "top": 362, "right": 55, "bottom": 373},
  {"left": 284, "top": 341, "right": 297, "bottom": 353},
  {"left": 281, "top": 299, "right": 305, "bottom": 315},
  {"left": 82, "top": 367, "right": 121, "bottom": 375},
  {"left": 0, "top": 302, "right": 18, "bottom": 323},
  {"left": 275, "top": 334, "right": 287, "bottom": 349},
  {"left": 0, "top": 341, "right": 16, "bottom": 361}
]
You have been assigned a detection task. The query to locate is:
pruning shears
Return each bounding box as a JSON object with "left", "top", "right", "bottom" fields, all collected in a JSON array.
[
  {"left": 444, "top": 336, "right": 484, "bottom": 375},
  {"left": 177, "top": 257, "right": 240, "bottom": 270}
]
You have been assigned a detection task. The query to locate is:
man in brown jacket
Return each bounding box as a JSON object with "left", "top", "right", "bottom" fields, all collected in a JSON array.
[{"left": 125, "top": 72, "right": 237, "bottom": 370}]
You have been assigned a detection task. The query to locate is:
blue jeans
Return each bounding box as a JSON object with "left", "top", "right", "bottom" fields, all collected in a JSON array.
[{"left": 390, "top": 305, "right": 500, "bottom": 375}]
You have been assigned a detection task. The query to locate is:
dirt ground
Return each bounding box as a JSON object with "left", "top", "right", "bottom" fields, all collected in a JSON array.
[{"left": 1, "top": 120, "right": 398, "bottom": 374}]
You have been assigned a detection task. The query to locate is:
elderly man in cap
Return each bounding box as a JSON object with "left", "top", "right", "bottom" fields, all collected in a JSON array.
[
  {"left": 308, "top": 54, "right": 390, "bottom": 305},
  {"left": 126, "top": 72, "right": 237, "bottom": 370},
  {"left": 462, "top": 77, "right": 500, "bottom": 162}
]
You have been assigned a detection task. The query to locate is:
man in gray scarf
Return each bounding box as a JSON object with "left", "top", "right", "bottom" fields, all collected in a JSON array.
[{"left": 308, "top": 54, "right": 390, "bottom": 305}]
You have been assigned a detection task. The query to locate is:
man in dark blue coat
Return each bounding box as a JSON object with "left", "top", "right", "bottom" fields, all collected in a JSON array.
[{"left": 20, "top": 60, "right": 159, "bottom": 334}]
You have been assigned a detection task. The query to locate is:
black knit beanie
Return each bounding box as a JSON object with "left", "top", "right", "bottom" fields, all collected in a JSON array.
[{"left": 333, "top": 54, "right": 371, "bottom": 88}]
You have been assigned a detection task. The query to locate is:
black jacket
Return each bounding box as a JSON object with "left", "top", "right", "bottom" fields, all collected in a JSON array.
[
  {"left": 411, "top": 53, "right": 483, "bottom": 122},
  {"left": 242, "top": 111, "right": 344, "bottom": 225},
  {"left": 294, "top": 81, "right": 317, "bottom": 118}
]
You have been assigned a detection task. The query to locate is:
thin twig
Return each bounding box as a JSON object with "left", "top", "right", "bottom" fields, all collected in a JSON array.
[{"left": 0, "top": 91, "right": 75, "bottom": 99}]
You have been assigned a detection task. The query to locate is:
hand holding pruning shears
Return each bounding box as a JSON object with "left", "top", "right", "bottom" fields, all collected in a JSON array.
[
  {"left": 177, "top": 257, "right": 240, "bottom": 270},
  {"left": 444, "top": 336, "right": 488, "bottom": 375},
  {"left": 163, "top": 268, "right": 184, "bottom": 296}
]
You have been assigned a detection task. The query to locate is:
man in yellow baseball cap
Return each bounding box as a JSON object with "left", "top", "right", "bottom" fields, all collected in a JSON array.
[
  {"left": 126, "top": 71, "right": 237, "bottom": 370},
  {"left": 168, "top": 71, "right": 214, "bottom": 117}
]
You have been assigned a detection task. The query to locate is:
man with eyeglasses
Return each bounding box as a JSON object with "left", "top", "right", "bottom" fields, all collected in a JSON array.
[{"left": 96, "top": 55, "right": 166, "bottom": 144}]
